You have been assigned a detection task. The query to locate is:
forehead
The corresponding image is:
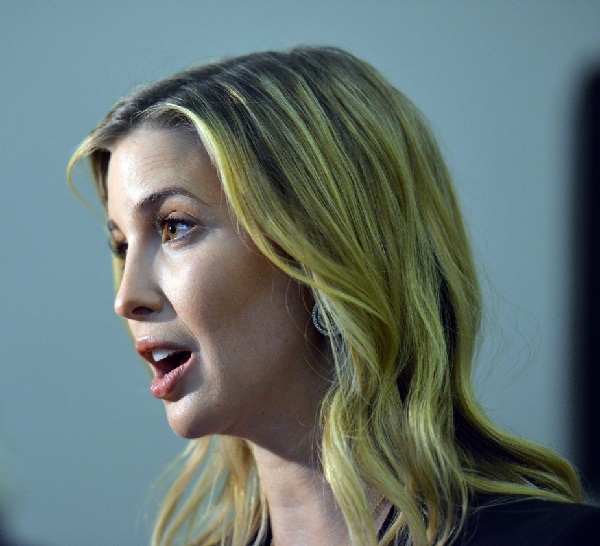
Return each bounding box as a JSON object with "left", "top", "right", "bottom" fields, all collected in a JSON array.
[{"left": 106, "top": 127, "right": 222, "bottom": 219}]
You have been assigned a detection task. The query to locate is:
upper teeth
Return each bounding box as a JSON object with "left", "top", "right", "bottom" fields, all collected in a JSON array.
[{"left": 152, "top": 349, "right": 176, "bottom": 362}]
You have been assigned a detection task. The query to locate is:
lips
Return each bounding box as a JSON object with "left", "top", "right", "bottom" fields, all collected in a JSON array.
[{"left": 135, "top": 338, "right": 194, "bottom": 400}]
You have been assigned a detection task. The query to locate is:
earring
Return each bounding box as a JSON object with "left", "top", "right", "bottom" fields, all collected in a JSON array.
[{"left": 312, "top": 303, "right": 341, "bottom": 337}]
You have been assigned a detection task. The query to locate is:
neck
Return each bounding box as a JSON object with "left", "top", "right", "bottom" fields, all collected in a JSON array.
[
  {"left": 251, "top": 442, "right": 347, "bottom": 545},
  {"left": 250, "top": 442, "right": 388, "bottom": 546}
]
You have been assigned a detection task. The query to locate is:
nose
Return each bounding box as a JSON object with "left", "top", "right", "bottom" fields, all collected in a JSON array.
[{"left": 113, "top": 249, "right": 163, "bottom": 320}]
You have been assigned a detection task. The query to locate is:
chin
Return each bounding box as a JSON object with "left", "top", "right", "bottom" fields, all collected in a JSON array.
[
  {"left": 164, "top": 400, "right": 228, "bottom": 439},
  {"left": 164, "top": 403, "right": 203, "bottom": 439},
  {"left": 168, "top": 421, "right": 201, "bottom": 439}
]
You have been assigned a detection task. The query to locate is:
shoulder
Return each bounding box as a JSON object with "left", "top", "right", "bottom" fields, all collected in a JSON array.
[{"left": 459, "top": 496, "right": 600, "bottom": 546}]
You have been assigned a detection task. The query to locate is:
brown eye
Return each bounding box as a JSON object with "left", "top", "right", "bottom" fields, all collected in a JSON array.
[
  {"left": 161, "top": 219, "right": 193, "bottom": 242},
  {"left": 164, "top": 221, "right": 178, "bottom": 240}
]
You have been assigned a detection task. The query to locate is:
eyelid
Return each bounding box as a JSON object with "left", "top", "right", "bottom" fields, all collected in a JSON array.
[
  {"left": 109, "top": 238, "right": 128, "bottom": 261},
  {"left": 108, "top": 220, "right": 127, "bottom": 254},
  {"left": 106, "top": 210, "right": 201, "bottom": 262},
  {"left": 155, "top": 213, "right": 199, "bottom": 243}
]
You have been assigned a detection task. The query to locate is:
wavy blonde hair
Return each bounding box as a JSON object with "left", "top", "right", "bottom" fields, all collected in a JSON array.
[{"left": 67, "top": 47, "right": 582, "bottom": 546}]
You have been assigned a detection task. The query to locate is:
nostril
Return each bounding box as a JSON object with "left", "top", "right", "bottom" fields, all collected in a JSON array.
[
  {"left": 131, "top": 305, "right": 155, "bottom": 317},
  {"left": 114, "top": 296, "right": 158, "bottom": 319}
]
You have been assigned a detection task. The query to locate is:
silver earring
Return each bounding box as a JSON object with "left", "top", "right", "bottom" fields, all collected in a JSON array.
[{"left": 312, "top": 303, "right": 341, "bottom": 337}]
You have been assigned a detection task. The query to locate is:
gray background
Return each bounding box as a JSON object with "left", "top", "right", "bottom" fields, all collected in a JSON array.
[{"left": 1, "top": 1, "right": 599, "bottom": 545}]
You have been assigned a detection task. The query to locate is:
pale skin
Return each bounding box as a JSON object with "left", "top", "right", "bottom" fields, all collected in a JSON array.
[{"left": 106, "top": 127, "right": 388, "bottom": 545}]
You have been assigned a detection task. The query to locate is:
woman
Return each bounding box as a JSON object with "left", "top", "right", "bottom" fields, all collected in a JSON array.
[{"left": 67, "top": 47, "right": 599, "bottom": 545}]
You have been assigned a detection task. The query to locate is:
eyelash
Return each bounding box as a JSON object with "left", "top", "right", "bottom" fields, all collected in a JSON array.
[
  {"left": 109, "top": 239, "right": 128, "bottom": 261},
  {"left": 154, "top": 216, "right": 196, "bottom": 242},
  {"left": 108, "top": 216, "right": 196, "bottom": 261}
]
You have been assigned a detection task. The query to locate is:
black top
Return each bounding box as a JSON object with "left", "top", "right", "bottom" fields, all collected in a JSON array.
[
  {"left": 453, "top": 496, "right": 600, "bottom": 546},
  {"left": 257, "top": 496, "right": 600, "bottom": 545}
]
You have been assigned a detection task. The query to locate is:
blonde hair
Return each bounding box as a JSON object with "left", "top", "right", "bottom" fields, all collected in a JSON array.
[{"left": 67, "top": 46, "right": 582, "bottom": 546}]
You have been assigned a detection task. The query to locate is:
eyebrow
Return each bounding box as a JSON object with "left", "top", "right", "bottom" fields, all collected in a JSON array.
[
  {"left": 107, "top": 186, "right": 206, "bottom": 233},
  {"left": 135, "top": 187, "right": 202, "bottom": 212}
]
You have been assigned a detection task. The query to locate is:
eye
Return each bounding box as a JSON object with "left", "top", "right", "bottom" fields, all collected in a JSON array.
[
  {"left": 161, "top": 219, "right": 194, "bottom": 242},
  {"left": 107, "top": 221, "right": 127, "bottom": 263},
  {"left": 109, "top": 239, "right": 128, "bottom": 261}
]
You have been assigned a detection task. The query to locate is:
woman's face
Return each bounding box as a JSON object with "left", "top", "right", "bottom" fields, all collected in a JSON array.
[{"left": 106, "top": 127, "right": 329, "bottom": 448}]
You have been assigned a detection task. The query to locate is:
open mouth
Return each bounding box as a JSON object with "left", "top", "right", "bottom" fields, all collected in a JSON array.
[
  {"left": 135, "top": 339, "right": 196, "bottom": 400},
  {"left": 152, "top": 349, "right": 192, "bottom": 379}
]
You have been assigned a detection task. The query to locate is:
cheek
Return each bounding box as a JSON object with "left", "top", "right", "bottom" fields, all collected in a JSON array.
[{"left": 160, "top": 237, "right": 288, "bottom": 339}]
